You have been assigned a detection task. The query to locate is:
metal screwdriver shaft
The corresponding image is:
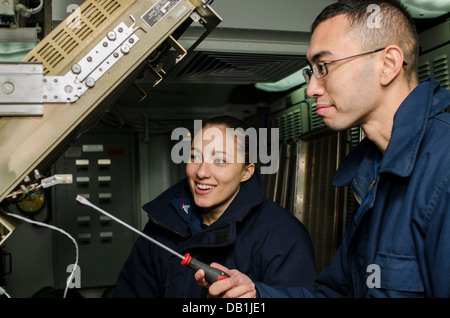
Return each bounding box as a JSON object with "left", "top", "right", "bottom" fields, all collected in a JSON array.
[
  {"left": 76, "top": 195, "right": 185, "bottom": 260},
  {"left": 75, "top": 195, "right": 229, "bottom": 283}
]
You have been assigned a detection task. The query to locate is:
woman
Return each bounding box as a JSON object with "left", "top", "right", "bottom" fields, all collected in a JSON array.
[{"left": 114, "top": 116, "right": 316, "bottom": 297}]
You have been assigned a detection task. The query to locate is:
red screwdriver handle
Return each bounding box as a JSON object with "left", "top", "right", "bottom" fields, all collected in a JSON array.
[{"left": 182, "top": 253, "right": 230, "bottom": 283}]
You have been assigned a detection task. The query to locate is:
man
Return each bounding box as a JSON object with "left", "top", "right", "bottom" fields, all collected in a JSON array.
[{"left": 195, "top": 0, "right": 450, "bottom": 297}]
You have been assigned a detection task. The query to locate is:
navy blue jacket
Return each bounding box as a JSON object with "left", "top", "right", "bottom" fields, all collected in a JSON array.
[
  {"left": 114, "top": 171, "right": 316, "bottom": 297},
  {"left": 257, "top": 78, "right": 450, "bottom": 297}
]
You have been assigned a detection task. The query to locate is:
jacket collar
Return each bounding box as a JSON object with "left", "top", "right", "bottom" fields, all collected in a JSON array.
[
  {"left": 379, "top": 78, "right": 437, "bottom": 177},
  {"left": 142, "top": 170, "right": 265, "bottom": 239},
  {"left": 143, "top": 179, "right": 193, "bottom": 238},
  {"left": 333, "top": 77, "right": 448, "bottom": 188}
]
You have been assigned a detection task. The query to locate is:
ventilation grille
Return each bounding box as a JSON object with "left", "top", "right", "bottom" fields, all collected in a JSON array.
[
  {"left": 276, "top": 109, "right": 302, "bottom": 140},
  {"left": 419, "top": 43, "right": 450, "bottom": 90},
  {"left": 418, "top": 62, "right": 431, "bottom": 83},
  {"left": 24, "top": 0, "right": 134, "bottom": 75},
  {"left": 432, "top": 54, "right": 449, "bottom": 89},
  {"left": 269, "top": 104, "right": 308, "bottom": 141},
  {"left": 167, "top": 51, "right": 306, "bottom": 83},
  {"left": 348, "top": 126, "right": 362, "bottom": 148},
  {"left": 309, "top": 101, "right": 326, "bottom": 131}
]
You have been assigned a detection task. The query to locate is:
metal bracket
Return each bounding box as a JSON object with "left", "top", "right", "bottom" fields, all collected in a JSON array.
[
  {"left": 167, "top": 35, "right": 187, "bottom": 64},
  {"left": 0, "top": 15, "right": 143, "bottom": 116},
  {"left": 42, "top": 74, "right": 88, "bottom": 104},
  {"left": 145, "top": 35, "right": 186, "bottom": 88},
  {"left": 132, "top": 82, "right": 148, "bottom": 103},
  {"left": 0, "top": 62, "right": 44, "bottom": 116},
  {"left": 147, "top": 63, "right": 165, "bottom": 87},
  {"left": 71, "top": 16, "right": 142, "bottom": 85}
]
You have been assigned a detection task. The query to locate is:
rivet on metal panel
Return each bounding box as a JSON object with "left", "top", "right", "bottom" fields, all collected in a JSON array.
[
  {"left": 65, "top": 85, "right": 73, "bottom": 94},
  {"left": 1, "top": 82, "right": 14, "bottom": 94},
  {"left": 107, "top": 31, "right": 117, "bottom": 41},
  {"left": 72, "top": 64, "right": 81, "bottom": 74},
  {"left": 85, "top": 77, "right": 95, "bottom": 88},
  {"left": 120, "top": 44, "right": 130, "bottom": 54}
]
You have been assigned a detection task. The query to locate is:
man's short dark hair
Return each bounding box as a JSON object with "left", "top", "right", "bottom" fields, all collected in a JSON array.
[{"left": 312, "top": 0, "right": 419, "bottom": 83}]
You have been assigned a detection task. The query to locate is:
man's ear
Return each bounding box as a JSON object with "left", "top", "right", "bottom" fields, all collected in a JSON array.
[
  {"left": 380, "top": 45, "right": 405, "bottom": 86},
  {"left": 241, "top": 163, "right": 255, "bottom": 182}
]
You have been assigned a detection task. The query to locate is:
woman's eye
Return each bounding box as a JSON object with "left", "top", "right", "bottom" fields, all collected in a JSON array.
[
  {"left": 190, "top": 155, "right": 201, "bottom": 162},
  {"left": 214, "top": 158, "right": 226, "bottom": 164}
]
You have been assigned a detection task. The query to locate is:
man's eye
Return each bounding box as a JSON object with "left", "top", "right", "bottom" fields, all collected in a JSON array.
[{"left": 317, "top": 63, "right": 326, "bottom": 71}]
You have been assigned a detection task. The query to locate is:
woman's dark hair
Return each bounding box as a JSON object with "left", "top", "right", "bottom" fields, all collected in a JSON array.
[{"left": 201, "top": 115, "right": 256, "bottom": 166}]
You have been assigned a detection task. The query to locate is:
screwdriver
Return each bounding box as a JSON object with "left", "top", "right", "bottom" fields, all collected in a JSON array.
[{"left": 76, "top": 195, "right": 229, "bottom": 283}]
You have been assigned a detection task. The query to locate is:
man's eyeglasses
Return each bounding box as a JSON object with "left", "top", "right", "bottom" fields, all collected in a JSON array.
[{"left": 302, "top": 48, "right": 408, "bottom": 84}]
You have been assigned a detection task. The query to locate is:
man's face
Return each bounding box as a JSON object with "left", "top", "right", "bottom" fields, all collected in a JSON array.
[{"left": 306, "top": 15, "right": 381, "bottom": 131}]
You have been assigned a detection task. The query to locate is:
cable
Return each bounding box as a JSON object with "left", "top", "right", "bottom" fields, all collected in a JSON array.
[
  {"left": 0, "top": 286, "right": 11, "bottom": 298},
  {"left": 16, "top": 0, "right": 44, "bottom": 18},
  {"left": 4, "top": 212, "right": 79, "bottom": 298}
]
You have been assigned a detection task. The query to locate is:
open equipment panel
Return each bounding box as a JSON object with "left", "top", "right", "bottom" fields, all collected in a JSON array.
[{"left": 0, "top": 0, "right": 221, "bottom": 245}]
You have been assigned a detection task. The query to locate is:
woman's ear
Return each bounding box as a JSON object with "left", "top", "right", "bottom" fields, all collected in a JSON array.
[
  {"left": 241, "top": 163, "right": 255, "bottom": 182},
  {"left": 380, "top": 45, "right": 405, "bottom": 86}
]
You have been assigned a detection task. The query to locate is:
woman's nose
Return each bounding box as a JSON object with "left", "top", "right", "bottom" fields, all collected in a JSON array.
[{"left": 196, "top": 161, "right": 211, "bottom": 179}]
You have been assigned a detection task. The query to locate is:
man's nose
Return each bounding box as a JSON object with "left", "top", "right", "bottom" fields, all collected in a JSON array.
[{"left": 306, "top": 75, "right": 325, "bottom": 99}]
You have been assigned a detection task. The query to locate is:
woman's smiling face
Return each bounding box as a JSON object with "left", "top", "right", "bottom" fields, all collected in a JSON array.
[{"left": 186, "top": 124, "right": 254, "bottom": 223}]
